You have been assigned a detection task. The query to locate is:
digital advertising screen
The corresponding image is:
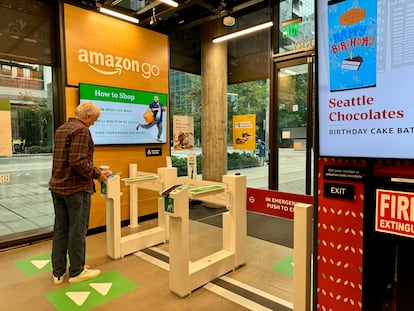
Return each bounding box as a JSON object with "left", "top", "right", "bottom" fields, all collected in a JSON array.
[
  {"left": 316, "top": 0, "right": 414, "bottom": 159},
  {"left": 79, "top": 83, "right": 168, "bottom": 145}
]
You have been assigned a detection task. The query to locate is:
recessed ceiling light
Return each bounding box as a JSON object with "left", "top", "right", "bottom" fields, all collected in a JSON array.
[{"left": 223, "top": 16, "right": 235, "bottom": 27}]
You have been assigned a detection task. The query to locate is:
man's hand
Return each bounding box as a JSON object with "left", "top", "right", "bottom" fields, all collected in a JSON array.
[{"left": 99, "top": 170, "right": 110, "bottom": 182}]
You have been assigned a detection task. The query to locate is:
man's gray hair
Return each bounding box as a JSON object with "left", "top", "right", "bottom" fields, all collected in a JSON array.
[{"left": 75, "top": 101, "right": 101, "bottom": 119}]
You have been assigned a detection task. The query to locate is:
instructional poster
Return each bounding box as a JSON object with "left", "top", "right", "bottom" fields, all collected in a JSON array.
[{"left": 79, "top": 84, "right": 168, "bottom": 145}]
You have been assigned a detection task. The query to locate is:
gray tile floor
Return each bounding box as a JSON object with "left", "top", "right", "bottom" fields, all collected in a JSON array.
[{"left": 0, "top": 183, "right": 54, "bottom": 236}]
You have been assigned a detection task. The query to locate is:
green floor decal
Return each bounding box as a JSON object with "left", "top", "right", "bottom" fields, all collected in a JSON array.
[
  {"left": 14, "top": 252, "right": 89, "bottom": 276},
  {"left": 14, "top": 252, "right": 53, "bottom": 276},
  {"left": 271, "top": 254, "right": 294, "bottom": 277},
  {"left": 45, "top": 270, "right": 138, "bottom": 310}
]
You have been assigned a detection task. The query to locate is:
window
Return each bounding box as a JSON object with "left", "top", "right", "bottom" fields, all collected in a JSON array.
[
  {"left": 169, "top": 69, "right": 270, "bottom": 188},
  {"left": 0, "top": 0, "right": 56, "bottom": 246}
]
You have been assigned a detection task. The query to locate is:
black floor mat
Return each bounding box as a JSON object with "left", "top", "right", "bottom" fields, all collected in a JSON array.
[
  {"left": 189, "top": 201, "right": 293, "bottom": 248},
  {"left": 189, "top": 200, "right": 228, "bottom": 221}
]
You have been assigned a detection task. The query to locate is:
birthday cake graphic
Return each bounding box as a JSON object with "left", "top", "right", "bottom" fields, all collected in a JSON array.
[{"left": 341, "top": 54, "right": 363, "bottom": 71}]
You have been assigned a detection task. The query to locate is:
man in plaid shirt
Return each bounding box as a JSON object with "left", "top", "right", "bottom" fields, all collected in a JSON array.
[{"left": 49, "top": 101, "right": 109, "bottom": 285}]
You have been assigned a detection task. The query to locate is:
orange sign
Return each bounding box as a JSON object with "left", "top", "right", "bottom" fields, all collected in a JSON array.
[
  {"left": 0, "top": 99, "right": 12, "bottom": 156},
  {"left": 64, "top": 4, "right": 169, "bottom": 93},
  {"left": 340, "top": 8, "right": 366, "bottom": 25},
  {"left": 233, "top": 114, "right": 256, "bottom": 150}
]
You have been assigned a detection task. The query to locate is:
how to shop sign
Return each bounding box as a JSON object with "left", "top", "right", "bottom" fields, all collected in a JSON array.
[{"left": 376, "top": 189, "right": 414, "bottom": 238}]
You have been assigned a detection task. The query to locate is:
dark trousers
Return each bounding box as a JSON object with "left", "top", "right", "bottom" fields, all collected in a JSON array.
[
  {"left": 51, "top": 191, "right": 91, "bottom": 278},
  {"left": 141, "top": 121, "right": 163, "bottom": 139}
]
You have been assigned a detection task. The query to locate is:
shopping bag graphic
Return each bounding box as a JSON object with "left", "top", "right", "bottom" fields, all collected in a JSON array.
[{"left": 143, "top": 109, "right": 154, "bottom": 124}]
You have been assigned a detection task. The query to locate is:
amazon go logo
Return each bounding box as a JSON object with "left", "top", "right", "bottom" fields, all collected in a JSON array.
[
  {"left": 77, "top": 49, "right": 160, "bottom": 79},
  {"left": 375, "top": 189, "right": 414, "bottom": 238}
]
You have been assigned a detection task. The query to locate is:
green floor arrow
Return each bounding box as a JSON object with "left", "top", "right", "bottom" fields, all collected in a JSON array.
[
  {"left": 45, "top": 270, "right": 138, "bottom": 310},
  {"left": 271, "top": 254, "right": 294, "bottom": 277}
]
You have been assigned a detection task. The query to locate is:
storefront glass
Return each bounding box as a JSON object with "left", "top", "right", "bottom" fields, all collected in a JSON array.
[
  {"left": 169, "top": 69, "right": 270, "bottom": 189},
  {"left": 0, "top": 0, "right": 56, "bottom": 245},
  {"left": 278, "top": 0, "right": 315, "bottom": 54},
  {"left": 0, "top": 61, "right": 54, "bottom": 244}
]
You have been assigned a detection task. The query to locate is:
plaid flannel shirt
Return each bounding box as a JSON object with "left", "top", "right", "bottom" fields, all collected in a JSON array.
[{"left": 49, "top": 118, "right": 101, "bottom": 195}]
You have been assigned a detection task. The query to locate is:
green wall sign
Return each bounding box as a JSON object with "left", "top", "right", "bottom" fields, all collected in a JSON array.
[
  {"left": 164, "top": 197, "right": 174, "bottom": 213},
  {"left": 285, "top": 23, "right": 299, "bottom": 37}
]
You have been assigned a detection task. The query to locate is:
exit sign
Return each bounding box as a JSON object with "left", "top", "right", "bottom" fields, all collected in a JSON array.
[{"left": 285, "top": 23, "right": 299, "bottom": 37}]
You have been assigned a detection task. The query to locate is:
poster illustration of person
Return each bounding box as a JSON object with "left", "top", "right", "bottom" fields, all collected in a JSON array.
[{"left": 136, "top": 95, "right": 166, "bottom": 142}]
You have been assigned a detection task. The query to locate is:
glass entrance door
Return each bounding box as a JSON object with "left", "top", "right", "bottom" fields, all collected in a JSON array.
[{"left": 269, "top": 57, "right": 314, "bottom": 195}]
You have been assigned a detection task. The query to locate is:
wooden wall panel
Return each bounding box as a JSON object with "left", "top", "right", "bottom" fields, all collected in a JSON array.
[
  {"left": 91, "top": 146, "right": 165, "bottom": 228},
  {"left": 62, "top": 5, "right": 170, "bottom": 229}
]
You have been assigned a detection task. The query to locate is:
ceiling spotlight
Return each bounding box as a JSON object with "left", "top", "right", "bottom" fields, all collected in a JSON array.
[
  {"left": 150, "top": 8, "right": 158, "bottom": 26},
  {"left": 223, "top": 16, "right": 235, "bottom": 27},
  {"left": 150, "top": 15, "right": 158, "bottom": 26}
]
